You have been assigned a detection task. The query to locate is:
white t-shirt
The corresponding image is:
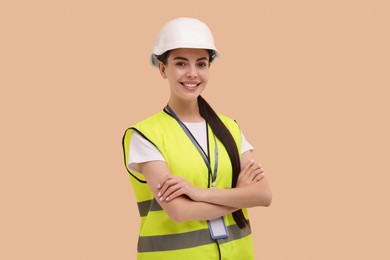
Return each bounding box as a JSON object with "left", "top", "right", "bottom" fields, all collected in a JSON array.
[{"left": 128, "top": 121, "right": 253, "bottom": 173}]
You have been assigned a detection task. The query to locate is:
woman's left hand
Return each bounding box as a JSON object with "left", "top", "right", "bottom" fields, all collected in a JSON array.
[{"left": 157, "top": 176, "right": 202, "bottom": 202}]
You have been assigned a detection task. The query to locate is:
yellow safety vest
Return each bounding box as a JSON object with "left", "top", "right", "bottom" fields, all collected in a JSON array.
[{"left": 122, "top": 110, "right": 255, "bottom": 259}]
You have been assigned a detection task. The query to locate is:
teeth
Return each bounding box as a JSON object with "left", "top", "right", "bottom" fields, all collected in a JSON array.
[{"left": 182, "top": 83, "right": 198, "bottom": 87}]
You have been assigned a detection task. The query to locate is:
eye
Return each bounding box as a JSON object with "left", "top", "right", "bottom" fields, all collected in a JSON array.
[
  {"left": 197, "top": 62, "right": 208, "bottom": 68},
  {"left": 175, "top": 62, "right": 186, "bottom": 67}
]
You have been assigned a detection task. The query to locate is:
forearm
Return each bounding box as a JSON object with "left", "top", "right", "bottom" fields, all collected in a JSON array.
[
  {"left": 139, "top": 161, "right": 237, "bottom": 222},
  {"left": 161, "top": 196, "right": 237, "bottom": 222},
  {"left": 198, "top": 178, "right": 272, "bottom": 209}
]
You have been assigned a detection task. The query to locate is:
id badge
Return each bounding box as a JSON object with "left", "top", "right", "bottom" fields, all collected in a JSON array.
[{"left": 208, "top": 217, "right": 229, "bottom": 239}]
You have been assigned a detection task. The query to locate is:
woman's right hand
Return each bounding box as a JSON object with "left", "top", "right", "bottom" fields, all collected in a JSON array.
[{"left": 237, "top": 160, "right": 265, "bottom": 187}]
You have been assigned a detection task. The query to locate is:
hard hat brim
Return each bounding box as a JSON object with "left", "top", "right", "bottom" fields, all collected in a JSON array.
[{"left": 150, "top": 47, "right": 220, "bottom": 67}]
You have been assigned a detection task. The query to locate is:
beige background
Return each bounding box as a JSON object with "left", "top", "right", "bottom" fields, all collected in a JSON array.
[{"left": 1, "top": 0, "right": 389, "bottom": 259}]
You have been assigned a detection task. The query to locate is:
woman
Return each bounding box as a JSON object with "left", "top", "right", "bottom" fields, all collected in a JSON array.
[{"left": 122, "top": 17, "right": 272, "bottom": 260}]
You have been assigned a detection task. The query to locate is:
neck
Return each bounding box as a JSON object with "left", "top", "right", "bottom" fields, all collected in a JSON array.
[{"left": 168, "top": 98, "right": 204, "bottom": 123}]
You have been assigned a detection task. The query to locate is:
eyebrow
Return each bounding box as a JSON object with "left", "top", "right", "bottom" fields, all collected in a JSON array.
[{"left": 173, "top": 56, "right": 209, "bottom": 62}]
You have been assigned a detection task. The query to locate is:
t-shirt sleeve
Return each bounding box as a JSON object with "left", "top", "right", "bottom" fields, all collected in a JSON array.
[
  {"left": 241, "top": 130, "right": 254, "bottom": 154},
  {"left": 128, "top": 131, "right": 165, "bottom": 173},
  {"left": 129, "top": 129, "right": 252, "bottom": 173}
]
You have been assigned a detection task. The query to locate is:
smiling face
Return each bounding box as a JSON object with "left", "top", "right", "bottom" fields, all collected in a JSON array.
[{"left": 159, "top": 48, "right": 210, "bottom": 104}]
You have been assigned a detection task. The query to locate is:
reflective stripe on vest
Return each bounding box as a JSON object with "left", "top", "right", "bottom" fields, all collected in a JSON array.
[
  {"left": 137, "top": 198, "right": 162, "bottom": 217},
  {"left": 138, "top": 223, "right": 252, "bottom": 252}
]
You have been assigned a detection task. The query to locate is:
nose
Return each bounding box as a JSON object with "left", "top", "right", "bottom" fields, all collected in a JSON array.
[{"left": 186, "top": 65, "right": 198, "bottom": 78}]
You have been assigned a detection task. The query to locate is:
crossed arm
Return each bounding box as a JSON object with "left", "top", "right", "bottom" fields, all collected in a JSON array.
[{"left": 139, "top": 150, "right": 272, "bottom": 222}]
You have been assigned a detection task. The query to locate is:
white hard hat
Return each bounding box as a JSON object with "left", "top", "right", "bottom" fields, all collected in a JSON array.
[{"left": 150, "top": 17, "right": 220, "bottom": 66}]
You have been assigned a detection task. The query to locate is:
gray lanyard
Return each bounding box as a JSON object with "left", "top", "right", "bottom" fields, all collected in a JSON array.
[{"left": 165, "top": 105, "right": 219, "bottom": 187}]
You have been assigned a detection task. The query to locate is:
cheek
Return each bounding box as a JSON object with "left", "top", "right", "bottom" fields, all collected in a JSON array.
[
  {"left": 167, "top": 72, "right": 183, "bottom": 87},
  {"left": 169, "top": 69, "right": 185, "bottom": 80},
  {"left": 200, "top": 71, "right": 209, "bottom": 82}
]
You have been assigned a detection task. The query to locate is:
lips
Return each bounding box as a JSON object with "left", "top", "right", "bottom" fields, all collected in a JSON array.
[{"left": 180, "top": 82, "right": 201, "bottom": 88}]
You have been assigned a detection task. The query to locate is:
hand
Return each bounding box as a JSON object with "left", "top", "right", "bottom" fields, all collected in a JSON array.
[
  {"left": 237, "top": 160, "right": 265, "bottom": 188},
  {"left": 157, "top": 175, "right": 202, "bottom": 202}
]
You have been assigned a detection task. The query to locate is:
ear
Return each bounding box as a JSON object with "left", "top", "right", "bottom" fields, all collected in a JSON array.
[{"left": 158, "top": 61, "right": 167, "bottom": 79}]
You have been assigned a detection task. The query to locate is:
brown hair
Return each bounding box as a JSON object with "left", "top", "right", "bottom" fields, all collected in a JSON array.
[
  {"left": 197, "top": 96, "right": 248, "bottom": 228},
  {"left": 155, "top": 49, "right": 217, "bottom": 65}
]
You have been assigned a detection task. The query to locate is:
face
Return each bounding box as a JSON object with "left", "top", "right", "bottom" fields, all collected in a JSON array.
[{"left": 159, "top": 48, "right": 210, "bottom": 103}]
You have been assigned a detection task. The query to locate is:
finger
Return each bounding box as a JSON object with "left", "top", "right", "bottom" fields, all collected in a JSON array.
[
  {"left": 243, "top": 159, "right": 255, "bottom": 171},
  {"left": 259, "top": 166, "right": 264, "bottom": 174},
  {"left": 241, "top": 160, "right": 255, "bottom": 176},
  {"left": 157, "top": 177, "right": 171, "bottom": 196},
  {"left": 158, "top": 175, "right": 172, "bottom": 190},
  {"left": 250, "top": 162, "right": 261, "bottom": 171},
  {"left": 158, "top": 177, "right": 179, "bottom": 198},
  {"left": 249, "top": 164, "right": 265, "bottom": 182},
  {"left": 248, "top": 170, "right": 260, "bottom": 182},
  {"left": 159, "top": 178, "right": 186, "bottom": 200},
  {"left": 159, "top": 182, "right": 182, "bottom": 201},
  {"left": 254, "top": 172, "right": 265, "bottom": 182},
  {"left": 238, "top": 162, "right": 255, "bottom": 184},
  {"left": 248, "top": 163, "right": 261, "bottom": 178},
  {"left": 165, "top": 189, "right": 184, "bottom": 201}
]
